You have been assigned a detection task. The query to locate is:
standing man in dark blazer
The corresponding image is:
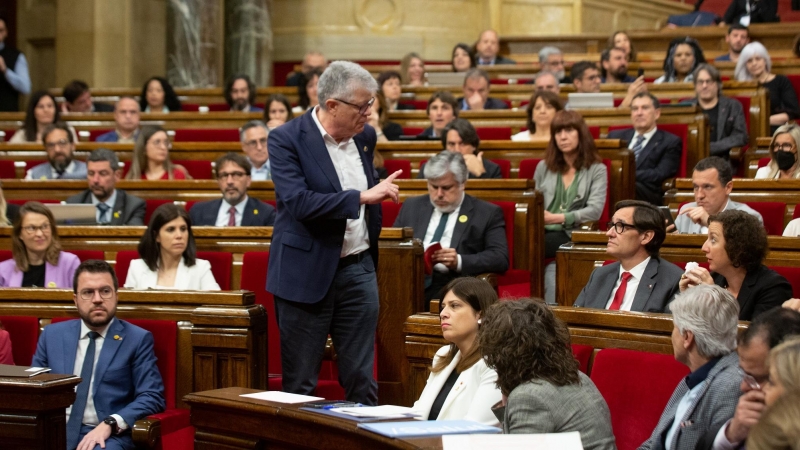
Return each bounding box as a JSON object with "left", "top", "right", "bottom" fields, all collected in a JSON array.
[
  {"left": 574, "top": 200, "right": 683, "bottom": 312},
  {"left": 189, "top": 153, "right": 275, "bottom": 226},
  {"left": 691, "top": 64, "right": 748, "bottom": 163},
  {"left": 608, "top": 92, "right": 682, "bottom": 206},
  {"left": 66, "top": 148, "right": 146, "bottom": 225},
  {"left": 395, "top": 151, "right": 508, "bottom": 302},
  {"left": 266, "top": 61, "right": 402, "bottom": 405}
]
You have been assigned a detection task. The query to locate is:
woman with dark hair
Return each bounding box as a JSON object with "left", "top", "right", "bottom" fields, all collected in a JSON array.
[
  {"left": 293, "top": 68, "right": 322, "bottom": 114},
  {"left": 512, "top": 90, "right": 564, "bottom": 142},
  {"left": 0, "top": 202, "right": 80, "bottom": 288},
  {"left": 9, "top": 91, "right": 75, "bottom": 143},
  {"left": 411, "top": 278, "right": 501, "bottom": 425},
  {"left": 140, "top": 77, "right": 182, "bottom": 112},
  {"left": 452, "top": 43, "right": 476, "bottom": 72},
  {"left": 680, "top": 209, "right": 792, "bottom": 320},
  {"left": 377, "top": 70, "right": 413, "bottom": 111},
  {"left": 655, "top": 37, "right": 706, "bottom": 84},
  {"left": 480, "top": 299, "right": 615, "bottom": 447},
  {"left": 124, "top": 203, "right": 219, "bottom": 290},
  {"left": 125, "top": 125, "right": 190, "bottom": 180},
  {"left": 367, "top": 92, "right": 403, "bottom": 143},
  {"left": 263, "top": 93, "right": 294, "bottom": 130},
  {"left": 400, "top": 52, "right": 425, "bottom": 87},
  {"left": 608, "top": 31, "right": 636, "bottom": 62}
]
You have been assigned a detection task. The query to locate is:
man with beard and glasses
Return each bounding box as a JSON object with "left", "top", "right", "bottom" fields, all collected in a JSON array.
[
  {"left": 189, "top": 152, "right": 276, "bottom": 226},
  {"left": 32, "top": 259, "right": 164, "bottom": 450},
  {"left": 539, "top": 46, "right": 571, "bottom": 83},
  {"left": 66, "top": 149, "right": 146, "bottom": 225},
  {"left": 600, "top": 47, "right": 635, "bottom": 83},
  {"left": 716, "top": 24, "right": 750, "bottom": 62},
  {"left": 25, "top": 122, "right": 87, "bottom": 179},
  {"left": 224, "top": 74, "right": 262, "bottom": 112}
]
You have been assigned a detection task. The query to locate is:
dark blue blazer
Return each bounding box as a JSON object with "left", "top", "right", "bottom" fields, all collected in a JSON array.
[
  {"left": 189, "top": 197, "right": 276, "bottom": 226},
  {"left": 32, "top": 319, "right": 165, "bottom": 429},
  {"left": 266, "top": 109, "right": 381, "bottom": 303}
]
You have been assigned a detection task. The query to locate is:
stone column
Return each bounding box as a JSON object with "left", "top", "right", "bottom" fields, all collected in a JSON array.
[
  {"left": 166, "top": 0, "right": 224, "bottom": 88},
  {"left": 225, "top": 0, "right": 272, "bottom": 87}
]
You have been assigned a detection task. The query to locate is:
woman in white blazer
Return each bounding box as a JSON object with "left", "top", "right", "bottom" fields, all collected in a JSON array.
[
  {"left": 124, "top": 203, "right": 220, "bottom": 291},
  {"left": 411, "top": 277, "right": 501, "bottom": 425}
]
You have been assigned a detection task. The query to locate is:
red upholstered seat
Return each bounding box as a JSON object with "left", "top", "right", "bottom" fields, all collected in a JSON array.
[
  {"left": 589, "top": 126, "right": 600, "bottom": 139},
  {"left": 794, "top": 206, "right": 800, "bottom": 220},
  {"left": 399, "top": 100, "right": 428, "bottom": 110},
  {"left": 673, "top": 261, "right": 710, "bottom": 271},
  {"left": 0, "top": 315, "right": 39, "bottom": 366},
  {"left": 788, "top": 75, "right": 800, "bottom": 105},
  {"left": 490, "top": 159, "right": 511, "bottom": 178},
  {"left": 383, "top": 160, "right": 411, "bottom": 179},
  {"left": 491, "top": 201, "right": 532, "bottom": 298},
  {"left": 402, "top": 127, "right": 425, "bottom": 136},
  {"left": 518, "top": 158, "right": 541, "bottom": 179},
  {"left": 144, "top": 200, "right": 174, "bottom": 225},
  {"left": 172, "top": 129, "right": 240, "bottom": 142},
  {"left": 0, "top": 250, "right": 10, "bottom": 262},
  {"left": 173, "top": 160, "right": 213, "bottom": 179},
  {"left": 571, "top": 344, "right": 593, "bottom": 374},
  {"left": 770, "top": 266, "right": 800, "bottom": 298},
  {"left": 69, "top": 250, "right": 105, "bottom": 262},
  {"left": 475, "top": 127, "right": 512, "bottom": 140},
  {"left": 381, "top": 201, "right": 402, "bottom": 227},
  {"left": 0, "top": 160, "right": 17, "bottom": 178},
  {"left": 89, "top": 129, "right": 114, "bottom": 141},
  {"left": 590, "top": 348, "right": 690, "bottom": 450},
  {"left": 115, "top": 250, "right": 139, "bottom": 284},
  {"left": 758, "top": 157, "right": 771, "bottom": 169},
  {"left": 195, "top": 251, "right": 232, "bottom": 290},
  {"left": 745, "top": 201, "right": 786, "bottom": 236}
]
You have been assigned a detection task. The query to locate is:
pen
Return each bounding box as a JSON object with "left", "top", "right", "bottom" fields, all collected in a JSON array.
[{"left": 322, "top": 403, "right": 364, "bottom": 410}]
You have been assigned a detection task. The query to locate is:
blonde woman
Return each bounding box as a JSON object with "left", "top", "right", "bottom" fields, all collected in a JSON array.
[{"left": 756, "top": 124, "right": 800, "bottom": 180}]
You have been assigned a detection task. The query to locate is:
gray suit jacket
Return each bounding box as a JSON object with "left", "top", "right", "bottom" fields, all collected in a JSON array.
[
  {"left": 27, "top": 160, "right": 87, "bottom": 180},
  {"left": 573, "top": 257, "right": 683, "bottom": 312},
  {"left": 494, "top": 372, "right": 616, "bottom": 450},
  {"left": 533, "top": 161, "right": 607, "bottom": 237},
  {"left": 688, "top": 96, "right": 749, "bottom": 158},
  {"left": 65, "top": 189, "right": 146, "bottom": 225},
  {"left": 638, "top": 352, "right": 742, "bottom": 450},
  {"left": 675, "top": 200, "right": 762, "bottom": 234}
]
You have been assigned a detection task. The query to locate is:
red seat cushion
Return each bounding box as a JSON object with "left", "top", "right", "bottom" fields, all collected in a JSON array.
[
  {"left": 590, "top": 348, "right": 690, "bottom": 450},
  {"left": 518, "top": 159, "right": 541, "bottom": 180},
  {"left": 383, "top": 160, "right": 411, "bottom": 179},
  {"left": 402, "top": 127, "right": 425, "bottom": 136},
  {"left": 171, "top": 129, "right": 239, "bottom": 142},
  {"left": 490, "top": 201, "right": 532, "bottom": 297},
  {"left": 382, "top": 201, "right": 402, "bottom": 228},
  {"left": 589, "top": 126, "right": 600, "bottom": 139},
  {"left": 398, "top": 100, "right": 428, "bottom": 110},
  {"left": 24, "top": 160, "right": 47, "bottom": 172},
  {"left": 0, "top": 315, "right": 39, "bottom": 366},
  {"left": 145, "top": 200, "right": 174, "bottom": 225},
  {"left": 126, "top": 319, "right": 178, "bottom": 409},
  {"left": 0, "top": 250, "right": 12, "bottom": 262},
  {"left": 490, "top": 159, "right": 511, "bottom": 178},
  {"left": 745, "top": 201, "right": 786, "bottom": 236},
  {"left": 770, "top": 266, "right": 800, "bottom": 298},
  {"left": 0, "top": 160, "right": 17, "bottom": 178},
  {"left": 195, "top": 251, "right": 232, "bottom": 290},
  {"left": 787, "top": 75, "right": 800, "bottom": 106},
  {"left": 794, "top": 206, "right": 800, "bottom": 220},
  {"left": 571, "top": 344, "right": 593, "bottom": 374},
  {"left": 173, "top": 160, "right": 213, "bottom": 179},
  {"left": 475, "top": 127, "right": 511, "bottom": 140}
]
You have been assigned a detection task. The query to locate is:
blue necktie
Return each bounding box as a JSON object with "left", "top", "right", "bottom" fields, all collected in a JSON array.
[
  {"left": 67, "top": 331, "right": 100, "bottom": 450},
  {"left": 425, "top": 213, "right": 450, "bottom": 288},
  {"left": 96, "top": 203, "right": 111, "bottom": 224},
  {"left": 632, "top": 134, "right": 646, "bottom": 160}
]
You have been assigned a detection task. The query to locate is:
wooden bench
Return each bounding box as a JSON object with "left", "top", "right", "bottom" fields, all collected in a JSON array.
[{"left": 744, "top": 136, "right": 775, "bottom": 177}]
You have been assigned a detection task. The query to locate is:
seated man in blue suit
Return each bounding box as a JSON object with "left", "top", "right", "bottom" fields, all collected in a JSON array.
[
  {"left": 396, "top": 151, "right": 509, "bottom": 302},
  {"left": 32, "top": 259, "right": 165, "bottom": 450},
  {"left": 189, "top": 152, "right": 276, "bottom": 226},
  {"left": 574, "top": 200, "right": 683, "bottom": 313},
  {"left": 95, "top": 97, "right": 140, "bottom": 143}
]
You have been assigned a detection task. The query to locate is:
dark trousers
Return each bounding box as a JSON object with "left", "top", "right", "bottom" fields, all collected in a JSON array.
[
  {"left": 274, "top": 253, "right": 380, "bottom": 405},
  {"left": 545, "top": 230, "right": 571, "bottom": 259},
  {"left": 77, "top": 424, "right": 134, "bottom": 450}
]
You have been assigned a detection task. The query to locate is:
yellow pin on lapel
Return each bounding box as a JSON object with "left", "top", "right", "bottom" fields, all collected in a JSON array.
[
  {"left": 459, "top": 215, "right": 468, "bottom": 223},
  {"left": 363, "top": 146, "right": 368, "bottom": 153},
  {"left": 47, "top": 281, "right": 57, "bottom": 288},
  {"left": 113, "top": 211, "right": 120, "bottom": 218},
  {"left": 114, "top": 335, "right": 122, "bottom": 341},
  {"left": 253, "top": 209, "right": 258, "bottom": 215}
]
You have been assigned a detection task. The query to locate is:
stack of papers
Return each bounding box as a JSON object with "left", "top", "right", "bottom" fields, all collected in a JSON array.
[
  {"left": 239, "top": 391, "right": 323, "bottom": 404},
  {"left": 442, "top": 432, "right": 584, "bottom": 449},
  {"left": 331, "top": 405, "right": 420, "bottom": 420},
  {"left": 358, "top": 420, "right": 501, "bottom": 438}
]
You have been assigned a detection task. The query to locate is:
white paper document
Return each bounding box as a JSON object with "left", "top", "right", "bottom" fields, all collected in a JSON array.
[
  {"left": 331, "top": 405, "right": 419, "bottom": 418},
  {"left": 442, "top": 431, "right": 584, "bottom": 450},
  {"left": 239, "top": 391, "right": 323, "bottom": 404}
]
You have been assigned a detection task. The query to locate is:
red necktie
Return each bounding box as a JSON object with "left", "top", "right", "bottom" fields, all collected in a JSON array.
[
  {"left": 609, "top": 272, "right": 632, "bottom": 310},
  {"left": 228, "top": 206, "right": 236, "bottom": 226}
]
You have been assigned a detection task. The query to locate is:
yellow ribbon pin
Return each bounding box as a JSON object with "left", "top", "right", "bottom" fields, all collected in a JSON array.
[
  {"left": 253, "top": 209, "right": 258, "bottom": 215},
  {"left": 459, "top": 215, "right": 468, "bottom": 223},
  {"left": 114, "top": 335, "right": 122, "bottom": 340},
  {"left": 47, "top": 281, "right": 56, "bottom": 288},
  {"left": 113, "top": 211, "right": 120, "bottom": 218}
]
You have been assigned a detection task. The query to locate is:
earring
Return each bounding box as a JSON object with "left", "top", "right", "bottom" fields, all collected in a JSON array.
[{"left": 477, "top": 318, "right": 482, "bottom": 324}]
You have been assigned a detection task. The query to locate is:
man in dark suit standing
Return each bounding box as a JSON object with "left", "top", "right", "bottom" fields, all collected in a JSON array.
[
  {"left": 574, "top": 200, "right": 683, "bottom": 312},
  {"left": 395, "top": 151, "right": 508, "bottom": 302},
  {"left": 457, "top": 68, "right": 509, "bottom": 111},
  {"left": 475, "top": 30, "right": 515, "bottom": 65},
  {"left": 66, "top": 149, "right": 146, "bottom": 225},
  {"left": 607, "top": 92, "right": 682, "bottom": 206},
  {"left": 189, "top": 152, "right": 275, "bottom": 226},
  {"left": 266, "top": 61, "right": 402, "bottom": 405}
]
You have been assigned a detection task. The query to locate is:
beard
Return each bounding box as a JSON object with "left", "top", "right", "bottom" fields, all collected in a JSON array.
[
  {"left": 232, "top": 98, "right": 249, "bottom": 111},
  {"left": 51, "top": 156, "right": 72, "bottom": 173}
]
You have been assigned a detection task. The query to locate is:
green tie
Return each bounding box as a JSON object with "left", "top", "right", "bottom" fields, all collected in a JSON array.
[{"left": 431, "top": 212, "right": 450, "bottom": 243}]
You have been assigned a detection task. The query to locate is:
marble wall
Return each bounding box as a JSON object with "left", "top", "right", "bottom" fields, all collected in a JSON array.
[
  {"left": 224, "top": 0, "right": 272, "bottom": 86},
  {"left": 167, "top": 0, "right": 224, "bottom": 88}
]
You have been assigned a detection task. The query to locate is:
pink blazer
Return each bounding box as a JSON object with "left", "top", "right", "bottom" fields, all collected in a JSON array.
[{"left": 0, "top": 252, "right": 81, "bottom": 288}]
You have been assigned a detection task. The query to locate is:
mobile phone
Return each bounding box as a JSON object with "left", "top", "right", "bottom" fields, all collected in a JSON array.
[
  {"left": 637, "top": 67, "right": 645, "bottom": 78},
  {"left": 305, "top": 400, "right": 362, "bottom": 409},
  {"left": 658, "top": 206, "right": 676, "bottom": 229}
]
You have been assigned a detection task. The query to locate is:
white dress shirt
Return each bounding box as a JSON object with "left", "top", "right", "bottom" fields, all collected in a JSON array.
[
  {"left": 665, "top": 380, "right": 708, "bottom": 450},
  {"left": 68, "top": 319, "right": 127, "bottom": 431},
  {"left": 605, "top": 257, "right": 651, "bottom": 311},
  {"left": 0, "top": 43, "right": 31, "bottom": 94},
  {"left": 422, "top": 194, "right": 464, "bottom": 273},
  {"left": 214, "top": 195, "right": 248, "bottom": 226},
  {"left": 628, "top": 126, "right": 658, "bottom": 154},
  {"left": 90, "top": 190, "right": 117, "bottom": 224},
  {"left": 311, "top": 106, "right": 370, "bottom": 257}
]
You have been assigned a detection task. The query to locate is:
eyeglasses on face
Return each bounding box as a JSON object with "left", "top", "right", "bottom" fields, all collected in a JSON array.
[
  {"left": 149, "top": 138, "right": 172, "bottom": 149},
  {"left": 217, "top": 171, "right": 247, "bottom": 181},
  {"left": 78, "top": 286, "right": 115, "bottom": 301},
  {"left": 737, "top": 366, "right": 762, "bottom": 390},
  {"left": 606, "top": 221, "right": 639, "bottom": 234},
  {"left": 334, "top": 97, "right": 375, "bottom": 115},
  {"left": 244, "top": 138, "right": 268, "bottom": 148},
  {"left": 22, "top": 223, "right": 51, "bottom": 235},
  {"left": 773, "top": 144, "right": 796, "bottom": 152},
  {"left": 45, "top": 139, "right": 70, "bottom": 150}
]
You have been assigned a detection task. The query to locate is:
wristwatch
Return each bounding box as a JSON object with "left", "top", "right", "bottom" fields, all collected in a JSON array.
[{"left": 103, "top": 416, "right": 119, "bottom": 435}]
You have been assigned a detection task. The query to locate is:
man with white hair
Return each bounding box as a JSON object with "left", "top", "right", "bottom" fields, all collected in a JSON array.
[
  {"left": 639, "top": 284, "right": 742, "bottom": 450},
  {"left": 533, "top": 71, "right": 560, "bottom": 94},
  {"left": 538, "top": 46, "right": 571, "bottom": 83},
  {"left": 267, "top": 61, "right": 402, "bottom": 405}
]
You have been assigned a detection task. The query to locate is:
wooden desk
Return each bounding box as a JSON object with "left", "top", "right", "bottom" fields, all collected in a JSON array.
[
  {"left": 0, "top": 373, "right": 81, "bottom": 450},
  {"left": 185, "top": 387, "right": 442, "bottom": 450}
]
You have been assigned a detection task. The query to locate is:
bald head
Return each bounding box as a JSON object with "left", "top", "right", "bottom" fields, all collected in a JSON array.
[
  {"left": 476, "top": 30, "right": 500, "bottom": 61},
  {"left": 535, "top": 72, "right": 560, "bottom": 94}
]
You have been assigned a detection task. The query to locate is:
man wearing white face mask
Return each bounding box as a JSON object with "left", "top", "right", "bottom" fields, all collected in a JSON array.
[{"left": 393, "top": 151, "right": 509, "bottom": 303}]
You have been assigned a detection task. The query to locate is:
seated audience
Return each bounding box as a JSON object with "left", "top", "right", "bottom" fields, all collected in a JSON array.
[
  {"left": 0, "top": 201, "right": 80, "bottom": 288},
  {"left": 0, "top": 182, "right": 20, "bottom": 225},
  {"left": 640, "top": 284, "right": 742, "bottom": 450},
  {"left": 263, "top": 93, "right": 294, "bottom": 130},
  {"left": 9, "top": 90, "right": 75, "bottom": 144},
  {"left": 747, "top": 391, "right": 800, "bottom": 450},
  {"left": 60, "top": 79, "right": 114, "bottom": 112},
  {"left": 189, "top": 153, "right": 276, "bottom": 226},
  {"left": 418, "top": 119, "right": 502, "bottom": 179},
  {"left": 716, "top": 24, "right": 750, "bottom": 62},
  {"left": 608, "top": 31, "right": 636, "bottom": 61},
  {"left": 400, "top": 52, "right": 425, "bottom": 87},
  {"left": 139, "top": 76, "right": 182, "bottom": 112},
  {"left": 539, "top": 46, "right": 570, "bottom": 83},
  {"left": 575, "top": 200, "right": 682, "bottom": 312},
  {"left": 722, "top": 0, "right": 778, "bottom": 26},
  {"left": 610, "top": 92, "right": 681, "bottom": 206},
  {"left": 676, "top": 157, "right": 762, "bottom": 233},
  {"left": 735, "top": 42, "right": 800, "bottom": 132},
  {"left": 756, "top": 123, "right": 800, "bottom": 179},
  {"left": 600, "top": 47, "right": 635, "bottom": 83},
  {"left": 680, "top": 210, "right": 791, "bottom": 320},
  {"left": 0, "top": 326, "right": 12, "bottom": 364},
  {"left": 475, "top": 30, "right": 515, "bottom": 65},
  {"left": 480, "top": 299, "right": 615, "bottom": 448},
  {"left": 125, "top": 203, "right": 220, "bottom": 290},
  {"left": 395, "top": 151, "right": 509, "bottom": 302},
  {"left": 699, "top": 307, "right": 800, "bottom": 450},
  {"left": 533, "top": 71, "right": 560, "bottom": 94},
  {"left": 240, "top": 120, "right": 270, "bottom": 180},
  {"left": 224, "top": 74, "right": 262, "bottom": 112},
  {"left": 125, "top": 125, "right": 190, "bottom": 180},
  {"left": 25, "top": 122, "right": 87, "bottom": 180},
  {"left": 458, "top": 68, "right": 508, "bottom": 111},
  {"left": 368, "top": 92, "right": 403, "bottom": 142},
  {"left": 512, "top": 90, "right": 564, "bottom": 142},
  {"left": 655, "top": 37, "right": 706, "bottom": 84},
  {"left": 377, "top": 70, "right": 412, "bottom": 111},
  {"left": 65, "top": 149, "right": 146, "bottom": 225},
  {"left": 411, "top": 277, "right": 501, "bottom": 424},
  {"left": 417, "top": 90, "right": 458, "bottom": 140},
  {"left": 691, "top": 64, "right": 749, "bottom": 162},
  {"left": 285, "top": 51, "right": 326, "bottom": 87},
  {"left": 451, "top": 43, "right": 476, "bottom": 72},
  {"left": 571, "top": 61, "right": 601, "bottom": 94},
  {"left": 293, "top": 68, "right": 322, "bottom": 114},
  {"left": 96, "top": 96, "right": 141, "bottom": 143}
]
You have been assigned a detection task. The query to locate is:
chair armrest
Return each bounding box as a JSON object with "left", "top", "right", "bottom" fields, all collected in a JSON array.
[
  {"left": 729, "top": 146, "right": 743, "bottom": 162},
  {"left": 662, "top": 177, "right": 676, "bottom": 192},
  {"left": 476, "top": 273, "right": 498, "bottom": 289},
  {"left": 579, "top": 221, "right": 598, "bottom": 231},
  {"left": 132, "top": 409, "right": 191, "bottom": 449}
]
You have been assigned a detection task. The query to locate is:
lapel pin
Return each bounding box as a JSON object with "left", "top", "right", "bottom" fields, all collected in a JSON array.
[
  {"left": 113, "top": 211, "right": 120, "bottom": 218},
  {"left": 253, "top": 209, "right": 258, "bottom": 215},
  {"left": 114, "top": 335, "right": 122, "bottom": 341},
  {"left": 47, "top": 281, "right": 56, "bottom": 288},
  {"left": 363, "top": 146, "right": 368, "bottom": 153},
  {"left": 649, "top": 284, "right": 653, "bottom": 289},
  {"left": 459, "top": 215, "right": 468, "bottom": 223}
]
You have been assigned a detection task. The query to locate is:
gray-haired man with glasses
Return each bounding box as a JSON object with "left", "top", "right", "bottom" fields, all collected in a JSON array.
[
  {"left": 240, "top": 120, "right": 271, "bottom": 180},
  {"left": 189, "top": 152, "right": 275, "bottom": 226},
  {"left": 26, "top": 122, "right": 87, "bottom": 180},
  {"left": 574, "top": 200, "right": 683, "bottom": 312}
]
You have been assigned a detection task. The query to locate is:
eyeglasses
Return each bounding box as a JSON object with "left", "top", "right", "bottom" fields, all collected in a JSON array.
[
  {"left": 244, "top": 138, "right": 268, "bottom": 148},
  {"left": 217, "top": 171, "right": 247, "bottom": 181},
  {"left": 78, "top": 286, "right": 115, "bottom": 301},
  {"left": 334, "top": 97, "right": 375, "bottom": 115},
  {"left": 606, "top": 221, "right": 639, "bottom": 234},
  {"left": 22, "top": 224, "right": 51, "bottom": 235},
  {"left": 696, "top": 79, "right": 717, "bottom": 86},
  {"left": 737, "top": 366, "right": 762, "bottom": 390},
  {"left": 774, "top": 144, "right": 796, "bottom": 152},
  {"left": 149, "top": 139, "right": 172, "bottom": 149},
  {"left": 45, "top": 139, "right": 70, "bottom": 150}
]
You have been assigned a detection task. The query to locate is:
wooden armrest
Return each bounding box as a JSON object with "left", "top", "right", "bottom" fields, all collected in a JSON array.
[
  {"left": 132, "top": 418, "right": 161, "bottom": 449},
  {"left": 662, "top": 178, "right": 676, "bottom": 192},
  {"left": 729, "top": 146, "right": 743, "bottom": 161},
  {"left": 579, "top": 221, "right": 598, "bottom": 231},
  {"left": 476, "top": 273, "right": 499, "bottom": 289}
]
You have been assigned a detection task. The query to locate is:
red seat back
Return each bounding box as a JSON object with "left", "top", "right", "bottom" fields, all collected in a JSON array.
[
  {"left": 745, "top": 201, "right": 786, "bottom": 235},
  {"left": 770, "top": 266, "right": 800, "bottom": 298},
  {"left": 69, "top": 250, "right": 105, "bottom": 263},
  {"left": 794, "top": 206, "right": 800, "bottom": 220},
  {"left": 171, "top": 129, "right": 240, "bottom": 142},
  {"left": 731, "top": 96, "right": 752, "bottom": 134},
  {"left": 590, "top": 348, "right": 690, "bottom": 450},
  {"left": 0, "top": 315, "right": 39, "bottom": 366},
  {"left": 0, "top": 250, "right": 10, "bottom": 262},
  {"left": 173, "top": 160, "right": 213, "bottom": 179},
  {"left": 572, "top": 344, "right": 593, "bottom": 374},
  {"left": 0, "top": 160, "right": 17, "bottom": 178},
  {"left": 383, "top": 160, "right": 411, "bottom": 179},
  {"left": 599, "top": 159, "right": 612, "bottom": 230},
  {"left": 398, "top": 100, "right": 428, "bottom": 110},
  {"left": 758, "top": 157, "right": 771, "bottom": 169},
  {"left": 787, "top": 75, "right": 800, "bottom": 105},
  {"left": 402, "top": 127, "right": 425, "bottom": 136},
  {"left": 589, "top": 126, "right": 600, "bottom": 139},
  {"left": 144, "top": 200, "right": 174, "bottom": 225},
  {"left": 126, "top": 319, "right": 178, "bottom": 409},
  {"left": 475, "top": 127, "right": 512, "bottom": 140},
  {"left": 490, "top": 159, "right": 511, "bottom": 178},
  {"left": 382, "top": 201, "right": 403, "bottom": 228},
  {"left": 115, "top": 250, "right": 139, "bottom": 284},
  {"left": 240, "top": 252, "right": 280, "bottom": 374},
  {"left": 518, "top": 158, "right": 541, "bottom": 179},
  {"left": 8, "top": 199, "right": 60, "bottom": 206},
  {"left": 195, "top": 251, "right": 232, "bottom": 290}
]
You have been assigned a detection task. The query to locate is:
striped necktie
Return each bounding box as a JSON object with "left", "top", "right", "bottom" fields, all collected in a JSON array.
[{"left": 632, "top": 134, "right": 646, "bottom": 160}]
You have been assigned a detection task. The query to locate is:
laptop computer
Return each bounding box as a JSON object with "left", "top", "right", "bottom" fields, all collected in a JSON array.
[
  {"left": 567, "top": 92, "right": 614, "bottom": 109},
  {"left": 44, "top": 204, "right": 98, "bottom": 224}
]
